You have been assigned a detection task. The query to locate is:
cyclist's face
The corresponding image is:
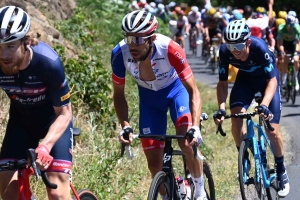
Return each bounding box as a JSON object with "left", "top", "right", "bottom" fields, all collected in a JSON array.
[
  {"left": 0, "top": 40, "right": 25, "bottom": 75},
  {"left": 229, "top": 39, "right": 251, "bottom": 61},
  {"left": 126, "top": 33, "right": 154, "bottom": 61}
]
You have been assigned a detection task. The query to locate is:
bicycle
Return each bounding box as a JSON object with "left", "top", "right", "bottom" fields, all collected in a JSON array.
[
  {"left": 216, "top": 93, "right": 280, "bottom": 200},
  {"left": 209, "top": 37, "right": 220, "bottom": 74},
  {"left": 280, "top": 54, "right": 297, "bottom": 104},
  {"left": 0, "top": 128, "right": 98, "bottom": 200},
  {"left": 121, "top": 113, "right": 215, "bottom": 200},
  {"left": 190, "top": 26, "right": 198, "bottom": 56}
]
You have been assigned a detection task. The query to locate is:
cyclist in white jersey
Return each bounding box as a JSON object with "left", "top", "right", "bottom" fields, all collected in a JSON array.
[
  {"left": 188, "top": 6, "right": 202, "bottom": 45},
  {"left": 111, "top": 10, "right": 207, "bottom": 200}
]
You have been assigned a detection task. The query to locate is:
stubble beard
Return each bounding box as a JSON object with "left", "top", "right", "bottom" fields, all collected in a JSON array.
[{"left": 0, "top": 45, "right": 25, "bottom": 75}]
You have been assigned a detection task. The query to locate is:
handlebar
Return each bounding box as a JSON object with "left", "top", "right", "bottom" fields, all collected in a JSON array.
[
  {"left": 0, "top": 149, "right": 57, "bottom": 189},
  {"left": 216, "top": 112, "right": 274, "bottom": 136},
  {"left": 120, "top": 113, "right": 209, "bottom": 161}
]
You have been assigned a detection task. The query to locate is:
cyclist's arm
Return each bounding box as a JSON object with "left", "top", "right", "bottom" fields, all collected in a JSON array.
[
  {"left": 167, "top": 40, "right": 201, "bottom": 126},
  {"left": 261, "top": 76, "right": 277, "bottom": 107},
  {"left": 267, "top": 0, "right": 274, "bottom": 21},
  {"left": 113, "top": 83, "right": 130, "bottom": 128},
  {"left": 217, "top": 80, "right": 228, "bottom": 110},
  {"left": 42, "top": 104, "right": 72, "bottom": 151},
  {"left": 41, "top": 57, "right": 72, "bottom": 151},
  {"left": 181, "top": 76, "right": 202, "bottom": 127}
]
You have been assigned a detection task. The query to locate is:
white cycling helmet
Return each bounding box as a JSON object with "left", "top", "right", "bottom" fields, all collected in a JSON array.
[
  {"left": 191, "top": 6, "right": 199, "bottom": 12},
  {"left": 122, "top": 10, "right": 158, "bottom": 35},
  {"left": 288, "top": 11, "right": 296, "bottom": 17},
  {"left": 157, "top": 3, "right": 164, "bottom": 10},
  {"left": 150, "top": 2, "right": 156, "bottom": 8},
  {"left": 0, "top": 6, "right": 30, "bottom": 44},
  {"left": 224, "top": 20, "right": 251, "bottom": 43},
  {"left": 286, "top": 15, "right": 296, "bottom": 25}
]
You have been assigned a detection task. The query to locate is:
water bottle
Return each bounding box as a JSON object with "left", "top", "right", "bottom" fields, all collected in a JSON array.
[
  {"left": 185, "top": 180, "right": 191, "bottom": 200},
  {"left": 176, "top": 175, "right": 186, "bottom": 199}
]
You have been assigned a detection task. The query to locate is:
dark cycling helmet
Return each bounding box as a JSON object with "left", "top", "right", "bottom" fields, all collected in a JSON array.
[
  {"left": 0, "top": 6, "right": 30, "bottom": 44},
  {"left": 224, "top": 20, "right": 251, "bottom": 43},
  {"left": 122, "top": 10, "right": 158, "bottom": 35}
]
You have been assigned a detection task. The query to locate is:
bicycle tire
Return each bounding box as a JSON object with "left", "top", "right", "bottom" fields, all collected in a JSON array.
[
  {"left": 238, "top": 140, "right": 269, "bottom": 200},
  {"left": 73, "top": 189, "right": 98, "bottom": 200},
  {"left": 290, "top": 70, "right": 296, "bottom": 104},
  {"left": 172, "top": 150, "right": 215, "bottom": 200},
  {"left": 148, "top": 171, "right": 172, "bottom": 200}
]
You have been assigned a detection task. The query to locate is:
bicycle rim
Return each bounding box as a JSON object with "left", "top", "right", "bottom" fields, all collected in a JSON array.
[
  {"left": 291, "top": 72, "right": 296, "bottom": 104},
  {"left": 73, "top": 189, "right": 98, "bottom": 200},
  {"left": 203, "top": 161, "right": 216, "bottom": 200},
  {"left": 148, "top": 171, "right": 172, "bottom": 200},
  {"left": 238, "top": 140, "right": 264, "bottom": 200}
]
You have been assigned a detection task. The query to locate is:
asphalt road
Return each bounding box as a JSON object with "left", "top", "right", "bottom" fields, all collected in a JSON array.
[{"left": 184, "top": 40, "right": 300, "bottom": 199}]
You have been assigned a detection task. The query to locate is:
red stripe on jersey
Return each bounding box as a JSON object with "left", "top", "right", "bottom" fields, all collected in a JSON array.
[
  {"left": 167, "top": 40, "right": 192, "bottom": 81},
  {"left": 112, "top": 73, "right": 125, "bottom": 85}
]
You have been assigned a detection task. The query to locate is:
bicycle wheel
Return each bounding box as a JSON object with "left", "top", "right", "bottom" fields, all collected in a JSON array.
[
  {"left": 73, "top": 189, "right": 98, "bottom": 200},
  {"left": 290, "top": 71, "right": 296, "bottom": 104},
  {"left": 238, "top": 140, "right": 268, "bottom": 200},
  {"left": 172, "top": 150, "right": 215, "bottom": 200},
  {"left": 192, "top": 33, "right": 197, "bottom": 55},
  {"left": 203, "top": 161, "right": 216, "bottom": 200},
  {"left": 148, "top": 171, "right": 172, "bottom": 200}
]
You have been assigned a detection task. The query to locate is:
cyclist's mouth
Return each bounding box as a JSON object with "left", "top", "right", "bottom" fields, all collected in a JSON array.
[{"left": 131, "top": 52, "right": 140, "bottom": 58}]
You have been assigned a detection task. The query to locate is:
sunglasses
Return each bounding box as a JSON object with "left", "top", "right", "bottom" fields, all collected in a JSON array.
[
  {"left": 226, "top": 41, "right": 247, "bottom": 51},
  {"left": 124, "top": 35, "right": 152, "bottom": 46}
]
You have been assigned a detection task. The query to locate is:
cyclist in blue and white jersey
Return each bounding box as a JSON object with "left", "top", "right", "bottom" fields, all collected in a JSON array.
[
  {"left": 112, "top": 10, "right": 207, "bottom": 200},
  {"left": 0, "top": 6, "right": 73, "bottom": 200},
  {"left": 214, "top": 20, "right": 290, "bottom": 198}
]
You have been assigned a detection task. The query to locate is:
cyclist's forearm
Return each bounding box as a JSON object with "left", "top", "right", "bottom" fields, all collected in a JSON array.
[
  {"left": 261, "top": 77, "right": 277, "bottom": 106},
  {"left": 190, "top": 89, "right": 202, "bottom": 126},
  {"left": 217, "top": 81, "right": 228, "bottom": 110},
  {"left": 42, "top": 103, "right": 73, "bottom": 151},
  {"left": 114, "top": 97, "right": 130, "bottom": 127}
]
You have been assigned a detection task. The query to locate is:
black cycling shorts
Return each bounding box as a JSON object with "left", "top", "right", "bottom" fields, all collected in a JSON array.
[{"left": 0, "top": 108, "right": 73, "bottom": 175}]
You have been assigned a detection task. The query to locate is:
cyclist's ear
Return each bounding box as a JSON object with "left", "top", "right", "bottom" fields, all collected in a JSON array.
[
  {"left": 151, "top": 34, "right": 157, "bottom": 42},
  {"left": 246, "top": 39, "right": 251, "bottom": 46}
]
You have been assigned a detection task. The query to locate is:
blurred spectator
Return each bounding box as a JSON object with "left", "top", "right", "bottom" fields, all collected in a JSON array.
[{"left": 138, "top": 0, "right": 148, "bottom": 9}]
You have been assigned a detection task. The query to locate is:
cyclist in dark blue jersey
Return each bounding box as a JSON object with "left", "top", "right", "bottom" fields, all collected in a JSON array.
[
  {"left": 0, "top": 5, "right": 73, "bottom": 200},
  {"left": 214, "top": 20, "right": 290, "bottom": 197}
]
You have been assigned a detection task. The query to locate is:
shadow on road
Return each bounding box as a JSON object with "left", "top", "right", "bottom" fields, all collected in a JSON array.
[{"left": 282, "top": 113, "right": 300, "bottom": 117}]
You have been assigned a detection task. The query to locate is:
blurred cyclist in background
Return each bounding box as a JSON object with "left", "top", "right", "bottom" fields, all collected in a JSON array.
[{"left": 277, "top": 14, "right": 300, "bottom": 91}]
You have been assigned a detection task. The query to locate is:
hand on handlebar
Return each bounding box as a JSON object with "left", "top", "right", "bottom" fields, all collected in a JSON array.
[
  {"left": 119, "top": 126, "right": 134, "bottom": 145},
  {"left": 213, "top": 109, "right": 226, "bottom": 125},
  {"left": 35, "top": 144, "right": 53, "bottom": 171},
  {"left": 255, "top": 104, "right": 274, "bottom": 121},
  {"left": 186, "top": 126, "right": 203, "bottom": 147}
]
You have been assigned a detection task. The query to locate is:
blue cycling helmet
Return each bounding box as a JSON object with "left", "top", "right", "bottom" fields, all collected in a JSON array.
[
  {"left": 286, "top": 15, "right": 296, "bottom": 25},
  {"left": 224, "top": 20, "right": 251, "bottom": 43}
]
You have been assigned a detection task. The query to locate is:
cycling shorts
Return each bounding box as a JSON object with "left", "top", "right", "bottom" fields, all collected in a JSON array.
[
  {"left": 138, "top": 79, "right": 192, "bottom": 151},
  {"left": 208, "top": 28, "right": 222, "bottom": 44},
  {"left": 230, "top": 71, "right": 281, "bottom": 124},
  {"left": 283, "top": 40, "right": 298, "bottom": 55},
  {"left": 0, "top": 112, "right": 73, "bottom": 175}
]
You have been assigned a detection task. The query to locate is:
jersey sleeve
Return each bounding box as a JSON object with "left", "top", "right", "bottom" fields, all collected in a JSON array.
[
  {"left": 295, "top": 24, "right": 300, "bottom": 38},
  {"left": 167, "top": 40, "right": 192, "bottom": 81},
  {"left": 276, "top": 24, "right": 285, "bottom": 40},
  {"left": 111, "top": 44, "right": 126, "bottom": 85},
  {"left": 45, "top": 57, "right": 70, "bottom": 107},
  {"left": 257, "top": 42, "right": 276, "bottom": 79},
  {"left": 218, "top": 44, "right": 229, "bottom": 81}
]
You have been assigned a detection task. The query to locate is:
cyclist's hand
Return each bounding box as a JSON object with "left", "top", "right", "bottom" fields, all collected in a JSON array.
[
  {"left": 205, "top": 36, "right": 210, "bottom": 42},
  {"left": 35, "top": 144, "right": 53, "bottom": 170},
  {"left": 213, "top": 109, "right": 226, "bottom": 125},
  {"left": 255, "top": 104, "right": 273, "bottom": 121},
  {"left": 119, "top": 126, "right": 133, "bottom": 145},
  {"left": 187, "top": 126, "right": 203, "bottom": 147}
]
